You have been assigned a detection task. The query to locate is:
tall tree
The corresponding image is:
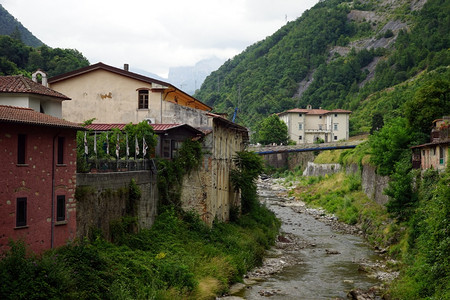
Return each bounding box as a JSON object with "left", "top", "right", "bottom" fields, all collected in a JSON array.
[{"left": 257, "top": 114, "right": 289, "bottom": 145}]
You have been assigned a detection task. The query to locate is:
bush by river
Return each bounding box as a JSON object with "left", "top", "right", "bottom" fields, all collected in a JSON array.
[{"left": 0, "top": 205, "right": 280, "bottom": 299}]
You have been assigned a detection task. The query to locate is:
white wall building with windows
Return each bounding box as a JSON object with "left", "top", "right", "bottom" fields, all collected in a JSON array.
[{"left": 278, "top": 105, "right": 351, "bottom": 144}]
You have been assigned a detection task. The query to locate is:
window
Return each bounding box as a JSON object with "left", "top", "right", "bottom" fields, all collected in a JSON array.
[
  {"left": 319, "top": 116, "right": 322, "bottom": 119},
  {"left": 334, "top": 123, "right": 338, "bottom": 131},
  {"left": 334, "top": 114, "right": 338, "bottom": 117},
  {"left": 57, "top": 137, "right": 65, "bottom": 164},
  {"left": 138, "top": 90, "right": 149, "bottom": 109},
  {"left": 299, "top": 136, "right": 302, "bottom": 140},
  {"left": 334, "top": 136, "right": 338, "bottom": 141},
  {"left": 16, "top": 197, "right": 27, "bottom": 227},
  {"left": 298, "top": 123, "right": 303, "bottom": 130},
  {"left": 171, "top": 140, "right": 183, "bottom": 158},
  {"left": 298, "top": 113, "right": 303, "bottom": 117},
  {"left": 17, "top": 134, "right": 26, "bottom": 164},
  {"left": 319, "top": 124, "right": 323, "bottom": 130},
  {"left": 56, "top": 195, "right": 65, "bottom": 221},
  {"left": 440, "top": 147, "right": 445, "bottom": 165}
]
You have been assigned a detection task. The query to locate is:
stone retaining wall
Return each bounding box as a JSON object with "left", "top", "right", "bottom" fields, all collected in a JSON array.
[{"left": 76, "top": 171, "right": 158, "bottom": 239}]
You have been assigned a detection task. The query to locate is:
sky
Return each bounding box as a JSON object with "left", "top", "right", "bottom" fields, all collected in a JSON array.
[{"left": 2, "top": 0, "right": 318, "bottom": 78}]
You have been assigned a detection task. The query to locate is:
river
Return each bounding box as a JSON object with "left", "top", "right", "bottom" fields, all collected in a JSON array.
[{"left": 225, "top": 178, "right": 389, "bottom": 300}]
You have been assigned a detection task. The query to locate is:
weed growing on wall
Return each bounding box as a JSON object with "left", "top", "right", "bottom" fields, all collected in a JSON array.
[
  {"left": 230, "top": 151, "right": 264, "bottom": 214},
  {"left": 157, "top": 139, "right": 203, "bottom": 210}
]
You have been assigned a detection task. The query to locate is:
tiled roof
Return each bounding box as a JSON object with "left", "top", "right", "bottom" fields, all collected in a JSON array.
[
  {"left": 0, "top": 105, "right": 83, "bottom": 129},
  {"left": 85, "top": 123, "right": 203, "bottom": 135},
  {"left": 84, "top": 124, "right": 128, "bottom": 131},
  {"left": 278, "top": 107, "right": 352, "bottom": 116},
  {"left": 0, "top": 75, "right": 70, "bottom": 100},
  {"left": 329, "top": 109, "right": 352, "bottom": 114}
]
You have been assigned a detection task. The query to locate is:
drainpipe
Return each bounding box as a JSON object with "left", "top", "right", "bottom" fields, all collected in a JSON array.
[{"left": 51, "top": 133, "right": 59, "bottom": 248}]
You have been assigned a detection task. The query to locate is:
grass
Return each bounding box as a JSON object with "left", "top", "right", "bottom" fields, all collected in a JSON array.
[{"left": 0, "top": 205, "right": 280, "bottom": 300}]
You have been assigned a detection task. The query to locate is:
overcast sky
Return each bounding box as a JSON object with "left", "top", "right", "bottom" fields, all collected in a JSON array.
[{"left": 2, "top": 0, "right": 318, "bottom": 77}]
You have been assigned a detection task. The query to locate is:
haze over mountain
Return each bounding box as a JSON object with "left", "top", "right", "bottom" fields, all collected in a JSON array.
[{"left": 133, "top": 57, "right": 224, "bottom": 95}]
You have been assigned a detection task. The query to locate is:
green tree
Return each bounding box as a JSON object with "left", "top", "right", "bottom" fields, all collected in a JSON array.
[
  {"left": 257, "top": 114, "right": 289, "bottom": 145},
  {"left": 369, "top": 117, "right": 412, "bottom": 176},
  {"left": 230, "top": 151, "right": 264, "bottom": 214},
  {"left": 404, "top": 78, "right": 450, "bottom": 134}
]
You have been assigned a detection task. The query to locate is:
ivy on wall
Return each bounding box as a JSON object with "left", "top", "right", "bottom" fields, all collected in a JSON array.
[{"left": 157, "top": 139, "right": 203, "bottom": 210}]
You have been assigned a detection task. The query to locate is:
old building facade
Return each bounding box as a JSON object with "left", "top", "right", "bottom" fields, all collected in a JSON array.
[
  {"left": 278, "top": 106, "right": 351, "bottom": 144},
  {"left": 412, "top": 117, "right": 449, "bottom": 172},
  {"left": 0, "top": 105, "right": 82, "bottom": 253},
  {"left": 48, "top": 63, "right": 212, "bottom": 126}
]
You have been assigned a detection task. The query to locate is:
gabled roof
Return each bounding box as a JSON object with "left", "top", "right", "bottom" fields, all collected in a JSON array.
[
  {"left": 278, "top": 107, "right": 352, "bottom": 116},
  {"left": 0, "top": 75, "right": 70, "bottom": 100},
  {"left": 0, "top": 105, "right": 83, "bottom": 129},
  {"left": 48, "top": 62, "right": 212, "bottom": 111}
]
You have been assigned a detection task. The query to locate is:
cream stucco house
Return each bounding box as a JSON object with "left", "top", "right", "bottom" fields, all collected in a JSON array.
[
  {"left": 48, "top": 62, "right": 212, "bottom": 126},
  {"left": 278, "top": 105, "right": 351, "bottom": 144}
]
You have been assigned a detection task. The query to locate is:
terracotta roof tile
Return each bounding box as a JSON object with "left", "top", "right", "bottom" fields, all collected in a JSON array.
[
  {"left": 0, "top": 75, "right": 70, "bottom": 100},
  {"left": 0, "top": 105, "right": 83, "bottom": 129},
  {"left": 278, "top": 107, "right": 352, "bottom": 115},
  {"left": 85, "top": 123, "right": 182, "bottom": 132}
]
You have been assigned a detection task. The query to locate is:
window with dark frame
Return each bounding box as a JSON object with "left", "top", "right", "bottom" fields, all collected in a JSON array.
[
  {"left": 16, "top": 197, "right": 27, "bottom": 227},
  {"left": 17, "top": 134, "right": 26, "bottom": 164},
  {"left": 56, "top": 195, "right": 65, "bottom": 221},
  {"left": 57, "top": 137, "right": 65, "bottom": 164},
  {"left": 138, "top": 90, "right": 149, "bottom": 109}
]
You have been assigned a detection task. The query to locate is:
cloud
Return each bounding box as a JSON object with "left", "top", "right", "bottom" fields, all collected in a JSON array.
[{"left": 2, "top": 0, "right": 318, "bottom": 77}]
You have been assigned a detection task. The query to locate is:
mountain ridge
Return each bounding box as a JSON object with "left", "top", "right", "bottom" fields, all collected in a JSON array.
[{"left": 194, "top": 0, "right": 449, "bottom": 136}]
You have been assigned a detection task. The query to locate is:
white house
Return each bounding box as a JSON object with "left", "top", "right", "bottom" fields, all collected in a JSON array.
[{"left": 278, "top": 105, "right": 351, "bottom": 144}]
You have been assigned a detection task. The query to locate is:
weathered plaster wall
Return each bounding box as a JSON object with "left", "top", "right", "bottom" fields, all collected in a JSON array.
[
  {"left": 180, "top": 121, "right": 243, "bottom": 225},
  {"left": 76, "top": 171, "right": 157, "bottom": 240}
]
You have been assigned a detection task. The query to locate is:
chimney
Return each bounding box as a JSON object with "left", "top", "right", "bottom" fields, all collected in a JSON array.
[{"left": 124, "top": 64, "right": 129, "bottom": 71}]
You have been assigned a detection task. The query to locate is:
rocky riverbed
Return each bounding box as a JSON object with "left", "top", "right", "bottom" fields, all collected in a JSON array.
[{"left": 218, "top": 177, "right": 397, "bottom": 300}]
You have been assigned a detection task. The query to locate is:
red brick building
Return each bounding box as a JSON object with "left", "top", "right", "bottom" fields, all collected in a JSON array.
[{"left": 0, "top": 105, "right": 83, "bottom": 253}]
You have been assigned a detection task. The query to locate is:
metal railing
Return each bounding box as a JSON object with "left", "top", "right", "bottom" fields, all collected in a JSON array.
[{"left": 86, "top": 159, "right": 156, "bottom": 173}]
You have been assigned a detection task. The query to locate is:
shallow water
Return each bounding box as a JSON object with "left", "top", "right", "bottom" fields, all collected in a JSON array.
[{"left": 243, "top": 181, "right": 383, "bottom": 299}]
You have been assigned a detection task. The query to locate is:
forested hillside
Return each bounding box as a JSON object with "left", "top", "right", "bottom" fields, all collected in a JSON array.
[
  {"left": 195, "top": 0, "right": 450, "bottom": 136},
  {"left": 0, "top": 5, "right": 89, "bottom": 77},
  {"left": 0, "top": 4, "right": 43, "bottom": 47}
]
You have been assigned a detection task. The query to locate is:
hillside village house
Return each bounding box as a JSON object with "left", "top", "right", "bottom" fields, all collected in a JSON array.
[
  {"left": 48, "top": 62, "right": 212, "bottom": 126},
  {"left": 278, "top": 105, "right": 351, "bottom": 144},
  {"left": 411, "top": 117, "right": 449, "bottom": 172},
  {"left": 0, "top": 105, "right": 83, "bottom": 253},
  {"left": 0, "top": 73, "right": 70, "bottom": 117}
]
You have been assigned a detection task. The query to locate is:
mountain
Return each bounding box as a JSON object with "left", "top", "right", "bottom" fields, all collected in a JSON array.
[
  {"left": 195, "top": 0, "right": 450, "bottom": 135},
  {"left": 168, "top": 57, "right": 225, "bottom": 95},
  {"left": 0, "top": 4, "right": 43, "bottom": 47}
]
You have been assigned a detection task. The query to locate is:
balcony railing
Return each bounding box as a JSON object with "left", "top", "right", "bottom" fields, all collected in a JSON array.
[{"left": 78, "top": 158, "right": 156, "bottom": 173}]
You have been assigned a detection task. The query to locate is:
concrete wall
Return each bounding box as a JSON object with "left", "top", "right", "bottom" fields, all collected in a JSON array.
[
  {"left": 302, "top": 162, "right": 341, "bottom": 176},
  {"left": 76, "top": 170, "right": 157, "bottom": 240},
  {"left": 259, "top": 151, "right": 315, "bottom": 171},
  {"left": 346, "top": 164, "right": 389, "bottom": 206}
]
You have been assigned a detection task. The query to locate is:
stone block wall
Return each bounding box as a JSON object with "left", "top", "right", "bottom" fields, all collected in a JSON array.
[{"left": 76, "top": 171, "right": 157, "bottom": 240}]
